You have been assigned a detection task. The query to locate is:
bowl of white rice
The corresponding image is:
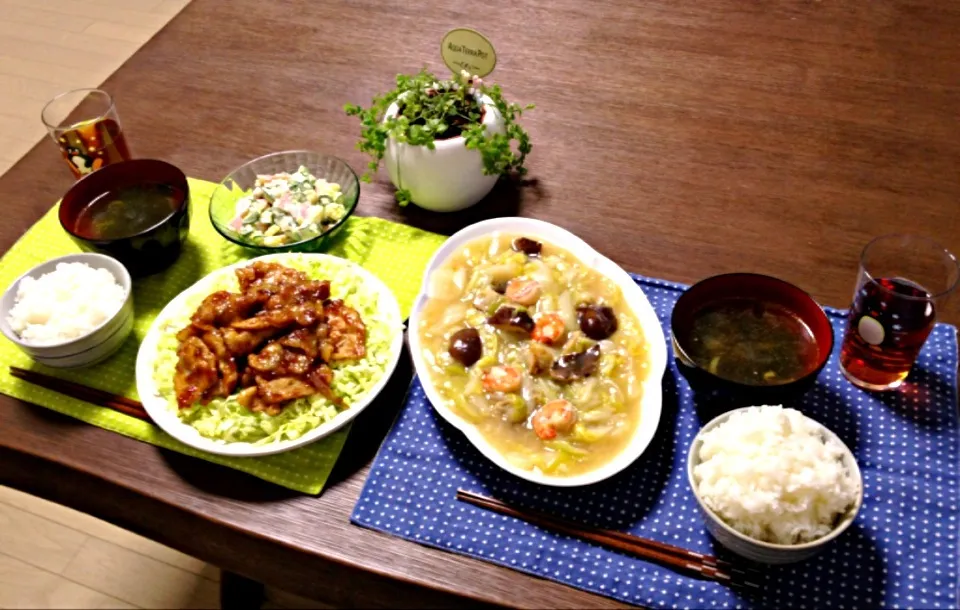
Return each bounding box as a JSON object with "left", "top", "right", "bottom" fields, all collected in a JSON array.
[
  {"left": 687, "top": 405, "right": 863, "bottom": 564},
  {"left": 0, "top": 253, "right": 133, "bottom": 368}
]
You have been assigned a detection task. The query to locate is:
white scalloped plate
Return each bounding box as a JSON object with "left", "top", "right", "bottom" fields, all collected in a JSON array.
[
  {"left": 408, "top": 218, "right": 668, "bottom": 487},
  {"left": 135, "top": 253, "right": 404, "bottom": 457}
]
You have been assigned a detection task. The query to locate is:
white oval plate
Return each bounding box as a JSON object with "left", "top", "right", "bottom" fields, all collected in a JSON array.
[
  {"left": 408, "top": 218, "right": 668, "bottom": 486},
  {"left": 136, "top": 253, "right": 404, "bottom": 457}
]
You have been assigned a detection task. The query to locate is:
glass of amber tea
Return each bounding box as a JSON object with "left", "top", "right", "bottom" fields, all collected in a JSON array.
[
  {"left": 41, "top": 88, "right": 131, "bottom": 179},
  {"left": 840, "top": 234, "right": 959, "bottom": 391}
]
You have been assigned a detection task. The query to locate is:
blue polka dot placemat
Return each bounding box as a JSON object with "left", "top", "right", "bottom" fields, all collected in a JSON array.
[{"left": 351, "top": 275, "right": 960, "bottom": 609}]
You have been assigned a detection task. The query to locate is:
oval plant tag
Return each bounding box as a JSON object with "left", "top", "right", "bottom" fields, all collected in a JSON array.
[{"left": 441, "top": 28, "right": 497, "bottom": 78}]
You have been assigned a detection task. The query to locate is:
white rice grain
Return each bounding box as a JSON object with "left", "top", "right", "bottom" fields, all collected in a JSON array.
[
  {"left": 7, "top": 262, "right": 125, "bottom": 345},
  {"left": 693, "top": 405, "right": 860, "bottom": 545}
]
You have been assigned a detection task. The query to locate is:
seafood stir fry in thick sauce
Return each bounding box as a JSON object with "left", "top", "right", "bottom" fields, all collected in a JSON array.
[
  {"left": 174, "top": 261, "right": 367, "bottom": 415},
  {"left": 418, "top": 235, "right": 649, "bottom": 476}
]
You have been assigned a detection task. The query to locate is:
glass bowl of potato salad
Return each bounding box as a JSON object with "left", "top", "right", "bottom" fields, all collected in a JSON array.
[{"left": 210, "top": 151, "right": 360, "bottom": 253}]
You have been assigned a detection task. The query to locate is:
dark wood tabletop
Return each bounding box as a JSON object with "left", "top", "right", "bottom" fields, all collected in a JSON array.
[{"left": 2, "top": 1, "right": 959, "bottom": 607}]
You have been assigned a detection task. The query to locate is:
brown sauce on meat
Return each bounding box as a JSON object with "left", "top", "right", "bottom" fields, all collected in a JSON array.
[{"left": 173, "top": 261, "right": 368, "bottom": 415}]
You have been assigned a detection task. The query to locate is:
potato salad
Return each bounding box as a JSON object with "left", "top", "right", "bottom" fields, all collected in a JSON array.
[{"left": 229, "top": 166, "right": 347, "bottom": 247}]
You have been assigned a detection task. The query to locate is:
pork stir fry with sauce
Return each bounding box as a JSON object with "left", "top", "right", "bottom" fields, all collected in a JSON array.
[
  {"left": 418, "top": 234, "right": 649, "bottom": 477},
  {"left": 174, "top": 261, "right": 367, "bottom": 415}
]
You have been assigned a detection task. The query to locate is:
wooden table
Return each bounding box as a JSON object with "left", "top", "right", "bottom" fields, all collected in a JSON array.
[{"left": 2, "top": 1, "right": 959, "bottom": 607}]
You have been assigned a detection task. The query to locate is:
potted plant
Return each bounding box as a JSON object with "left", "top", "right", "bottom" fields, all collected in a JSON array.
[{"left": 345, "top": 68, "right": 533, "bottom": 212}]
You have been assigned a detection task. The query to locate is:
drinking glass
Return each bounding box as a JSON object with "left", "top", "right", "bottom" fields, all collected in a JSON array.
[
  {"left": 840, "top": 234, "right": 959, "bottom": 391},
  {"left": 41, "top": 88, "right": 132, "bottom": 179}
]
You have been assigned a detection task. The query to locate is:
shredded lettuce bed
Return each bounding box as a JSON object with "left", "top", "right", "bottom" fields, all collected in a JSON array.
[{"left": 151, "top": 256, "right": 397, "bottom": 445}]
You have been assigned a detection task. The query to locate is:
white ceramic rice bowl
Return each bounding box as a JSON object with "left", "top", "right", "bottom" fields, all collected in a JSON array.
[
  {"left": 0, "top": 252, "right": 134, "bottom": 369},
  {"left": 687, "top": 407, "right": 864, "bottom": 564},
  {"left": 135, "top": 253, "right": 404, "bottom": 457},
  {"left": 408, "top": 217, "right": 668, "bottom": 486}
]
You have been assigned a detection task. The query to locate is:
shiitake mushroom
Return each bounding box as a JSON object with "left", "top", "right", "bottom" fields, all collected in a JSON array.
[
  {"left": 577, "top": 304, "right": 618, "bottom": 340},
  {"left": 511, "top": 237, "right": 542, "bottom": 257},
  {"left": 487, "top": 306, "right": 535, "bottom": 335},
  {"left": 448, "top": 328, "right": 482, "bottom": 367},
  {"left": 550, "top": 344, "right": 602, "bottom": 382}
]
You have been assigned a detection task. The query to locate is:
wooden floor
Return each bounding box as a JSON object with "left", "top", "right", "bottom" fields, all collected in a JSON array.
[
  {"left": 0, "top": 485, "right": 219, "bottom": 609},
  {"left": 0, "top": 484, "right": 321, "bottom": 609},
  {"left": 0, "top": 0, "right": 194, "bottom": 177},
  {"left": 0, "top": 1, "right": 237, "bottom": 608}
]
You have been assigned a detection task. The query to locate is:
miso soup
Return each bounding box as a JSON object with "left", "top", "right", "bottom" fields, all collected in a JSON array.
[
  {"left": 74, "top": 183, "right": 183, "bottom": 240},
  {"left": 687, "top": 298, "right": 820, "bottom": 386}
]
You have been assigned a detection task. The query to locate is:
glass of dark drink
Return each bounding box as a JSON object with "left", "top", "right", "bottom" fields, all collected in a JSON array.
[
  {"left": 840, "top": 234, "right": 959, "bottom": 391},
  {"left": 41, "top": 88, "right": 131, "bottom": 180}
]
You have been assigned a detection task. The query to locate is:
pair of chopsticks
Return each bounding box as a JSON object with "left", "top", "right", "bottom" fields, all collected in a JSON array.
[
  {"left": 9, "top": 366, "right": 153, "bottom": 423},
  {"left": 456, "top": 489, "right": 762, "bottom": 590}
]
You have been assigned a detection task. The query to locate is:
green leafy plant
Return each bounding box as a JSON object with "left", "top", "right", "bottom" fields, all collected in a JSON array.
[{"left": 344, "top": 68, "right": 534, "bottom": 206}]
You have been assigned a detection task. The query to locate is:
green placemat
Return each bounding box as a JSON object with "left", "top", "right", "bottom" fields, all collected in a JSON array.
[{"left": 0, "top": 178, "right": 446, "bottom": 494}]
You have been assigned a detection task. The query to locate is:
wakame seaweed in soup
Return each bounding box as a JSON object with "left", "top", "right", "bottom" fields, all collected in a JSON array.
[
  {"left": 687, "top": 298, "right": 821, "bottom": 386},
  {"left": 73, "top": 183, "right": 183, "bottom": 240}
]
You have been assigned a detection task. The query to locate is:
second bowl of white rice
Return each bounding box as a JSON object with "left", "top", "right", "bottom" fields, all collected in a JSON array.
[{"left": 687, "top": 405, "right": 863, "bottom": 564}]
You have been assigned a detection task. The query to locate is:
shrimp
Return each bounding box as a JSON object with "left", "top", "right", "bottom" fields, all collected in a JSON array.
[
  {"left": 505, "top": 278, "right": 542, "bottom": 306},
  {"left": 482, "top": 365, "right": 522, "bottom": 393},
  {"left": 532, "top": 312, "right": 566, "bottom": 345},
  {"left": 532, "top": 399, "right": 577, "bottom": 440}
]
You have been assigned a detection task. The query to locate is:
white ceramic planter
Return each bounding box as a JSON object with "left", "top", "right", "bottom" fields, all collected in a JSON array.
[{"left": 383, "top": 93, "right": 505, "bottom": 212}]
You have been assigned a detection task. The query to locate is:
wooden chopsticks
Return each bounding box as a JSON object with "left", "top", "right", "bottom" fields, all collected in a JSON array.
[
  {"left": 456, "top": 489, "right": 763, "bottom": 590},
  {"left": 9, "top": 366, "right": 153, "bottom": 423}
]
